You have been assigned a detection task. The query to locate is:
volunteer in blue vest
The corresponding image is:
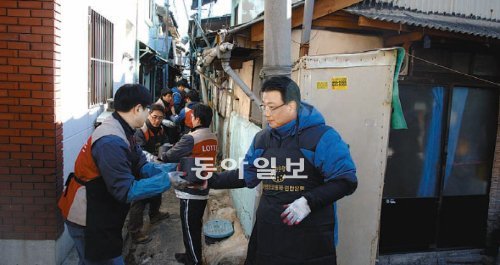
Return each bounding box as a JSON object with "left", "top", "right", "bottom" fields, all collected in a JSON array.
[
  {"left": 160, "top": 104, "right": 218, "bottom": 265},
  {"left": 58, "top": 84, "right": 176, "bottom": 264},
  {"left": 200, "top": 76, "right": 358, "bottom": 265}
]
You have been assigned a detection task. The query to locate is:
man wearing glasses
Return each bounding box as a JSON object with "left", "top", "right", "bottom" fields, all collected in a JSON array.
[
  {"left": 128, "top": 103, "right": 171, "bottom": 244},
  {"left": 203, "top": 76, "right": 358, "bottom": 265}
]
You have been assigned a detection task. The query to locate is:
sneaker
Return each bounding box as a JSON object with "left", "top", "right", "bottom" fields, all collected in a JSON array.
[
  {"left": 174, "top": 253, "right": 187, "bottom": 263},
  {"left": 150, "top": 211, "right": 170, "bottom": 225},
  {"left": 131, "top": 231, "right": 152, "bottom": 244}
]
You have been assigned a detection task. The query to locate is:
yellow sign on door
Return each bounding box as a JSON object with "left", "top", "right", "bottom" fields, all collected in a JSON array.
[{"left": 331, "top": 77, "right": 348, "bottom": 90}]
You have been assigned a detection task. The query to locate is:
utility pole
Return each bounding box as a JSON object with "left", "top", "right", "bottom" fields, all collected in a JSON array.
[
  {"left": 164, "top": 0, "right": 170, "bottom": 89},
  {"left": 261, "top": 0, "right": 292, "bottom": 79}
]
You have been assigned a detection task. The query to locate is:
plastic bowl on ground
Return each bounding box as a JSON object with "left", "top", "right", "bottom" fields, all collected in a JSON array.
[{"left": 203, "top": 219, "right": 234, "bottom": 245}]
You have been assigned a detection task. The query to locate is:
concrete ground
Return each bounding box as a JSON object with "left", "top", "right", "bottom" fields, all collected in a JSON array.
[
  {"left": 62, "top": 189, "right": 247, "bottom": 265},
  {"left": 57, "top": 189, "right": 500, "bottom": 265},
  {"left": 62, "top": 190, "right": 186, "bottom": 265}
]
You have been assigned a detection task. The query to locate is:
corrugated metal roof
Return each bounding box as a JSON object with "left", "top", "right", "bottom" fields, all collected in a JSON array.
[
  {"left": 346, "top": 2, "right": 500, "bottom": 39},
  {"left": 364, "top": 0, "right": 500, "bottom": 21}
]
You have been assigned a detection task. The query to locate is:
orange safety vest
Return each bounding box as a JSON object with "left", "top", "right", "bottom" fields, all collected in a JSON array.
[
  {"left": 184, "top": 107, "right": 194, "bottom": 129},
  {"left": 176, "top": 127, "right": 217, "bottom": 196},
  {"left": 57, "top": 137, "right": 100, "bottom": 226},
  {"left": 140, "top": 123, "right": 166, "bottom": 155},
  {"left": 190, "top": 128, "right": 217, "bottom": 165}
]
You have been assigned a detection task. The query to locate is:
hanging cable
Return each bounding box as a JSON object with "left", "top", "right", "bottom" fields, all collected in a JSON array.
[{"left": 408, "top": 53, "right": 500, "bottom": 87}]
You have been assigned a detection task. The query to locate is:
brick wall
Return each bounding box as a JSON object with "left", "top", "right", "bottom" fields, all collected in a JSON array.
[
  {"left": 0, "top": 0, "right": 63, "bottom": 240},
  {"left": 487, "top": 102, "right": 500, "bottom": 247}
]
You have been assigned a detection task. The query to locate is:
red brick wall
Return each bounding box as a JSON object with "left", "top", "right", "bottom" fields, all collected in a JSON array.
[
  {"left": 0, "top": 0, "right": 63, "bottom": 240},
  {"left": 487, "top": 103, "right": 500, "bottom": 247}
]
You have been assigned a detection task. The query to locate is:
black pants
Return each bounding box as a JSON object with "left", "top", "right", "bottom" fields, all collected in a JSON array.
[
  {"left": 128, "top": 195, "right": 162, "bottom": 233},
  {"left": 180, "top": 199, "right": 207, "bottom": 265}
]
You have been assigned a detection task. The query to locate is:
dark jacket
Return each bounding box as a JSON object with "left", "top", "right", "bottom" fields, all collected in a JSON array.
[
  {"left": 209, "top": 102, "right": 358, "bottom": 242},
  {"left": 161, "top": 126, "right": 218, "bottom": 196},
  {"left": 134, "top": 119, "right": 169, "bottom": 161}
]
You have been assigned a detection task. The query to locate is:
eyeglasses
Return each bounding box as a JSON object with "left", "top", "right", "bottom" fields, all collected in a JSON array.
[
  {"left": 259, "top": 103, "right": 286, "bottom": 114},
  {"left": 150, "top": 115, "right": 165, "bottom": 120}
]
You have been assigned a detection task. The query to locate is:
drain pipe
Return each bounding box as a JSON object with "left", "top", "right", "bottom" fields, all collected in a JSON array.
[
  {"left": 197, "top": 65, "right": 209, "bottom": 104},
  {"left": 299, "top": 0, "right": 314, "bottom": 57},
  {"left": 134, "top": 0, "right": 140, "bottom": 83},
  {"left": 198, "top": 41, "right": 264, "bottom": 126},
  {"left": 217, "top": 43, "right": 262, "bottom": 107},
  {"left": 196, "top": 44, "right": 227, "bottom": 104},
  {"left": 196, "top": 67, "right": 222, "bottom": 89},
  {"left": 261, "top": 0, "right": 292, "bottom": 79}
]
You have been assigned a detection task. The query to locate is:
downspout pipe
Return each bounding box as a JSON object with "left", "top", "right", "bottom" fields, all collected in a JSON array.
[
  {"left": 299, "top": 0, "right": 314, "bottom": 57},
  {"left": 197, "top": 64, "right": 209, "bottom": 104},
  {"left": 134, "top": 0, "right": 140, "bottom": 83},
  {"left": 261, "top": 0, "right": 292, "bottom": 79},
  {"left": 199, "top": 46, "right": 219, "bottom": 67},
  {"left": 217, "top": 43, "right": 262, "bottom": 107},
  {"left": 196, "top": 67, "right": 222, "bottom": 89},
  {"left": 196, "top": 44, "right": 226, "bottom": 104}
]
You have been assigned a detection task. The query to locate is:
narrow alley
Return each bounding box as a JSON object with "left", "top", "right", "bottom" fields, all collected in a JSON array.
[{"left": 63, "top": 189, "right": 248, "bottom": 265}]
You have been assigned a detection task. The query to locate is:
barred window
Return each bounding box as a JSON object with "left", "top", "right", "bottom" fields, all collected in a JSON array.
[{"left": 88, "top": 8, "right": 114, "bottom": 107}]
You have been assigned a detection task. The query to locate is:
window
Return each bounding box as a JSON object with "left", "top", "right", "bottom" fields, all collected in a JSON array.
[{"left": 88, "top": 8, "right": 114, "bottom": 107}]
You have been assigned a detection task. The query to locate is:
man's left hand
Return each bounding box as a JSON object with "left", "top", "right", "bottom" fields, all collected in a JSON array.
[{"left": 280, "top": 196, "right": 311, "bottom": 226}]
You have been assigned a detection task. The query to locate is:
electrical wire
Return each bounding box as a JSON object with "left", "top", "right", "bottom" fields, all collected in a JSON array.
[
  {"left": 408, "top": 53, "right": 500, "bottom": 87},
  {"left": 291, "top": 30, "right": 319, "bottom": 44}
]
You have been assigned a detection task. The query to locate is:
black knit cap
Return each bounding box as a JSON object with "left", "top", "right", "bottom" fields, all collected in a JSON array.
[{"left": 261, "top": 76, "right": 301, "bottom": 104}]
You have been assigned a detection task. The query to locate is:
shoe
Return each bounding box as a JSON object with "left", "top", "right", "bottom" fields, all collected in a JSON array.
[
  {"left": 131, "top": 231, "right": 152, "bottom": 244},
  {"left": 150, "top": 211, "right": 170, "bottom": 225},
  {"left": 174, "top": 253, "right": 187, "bottom": 263}
]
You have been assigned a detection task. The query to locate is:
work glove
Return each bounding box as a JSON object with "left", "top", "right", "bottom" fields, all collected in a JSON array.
[
  {"left": 168, "top": 171, "right": 191, "bottom": 190},
  {"left": 168, "top": 171, "right": 208, "bottom": 190},
  {"left": 162, "top": 119, "right": 176, "bottom": 128},
  {"left": 158, "top": 143, "right": 173, "bottom": 160},
  {"left": 280, "top": 196, "right": 311, "bottom": 226},
  {"left": 142, "top": 150, "right": 159, "bottom": 163}
]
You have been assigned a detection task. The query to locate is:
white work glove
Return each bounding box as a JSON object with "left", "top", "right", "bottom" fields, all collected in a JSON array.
[
  {"left": 162, "top": 119, "right": 176, "bottom": 128},
  {"left": 168, "top": 171, "right": 208, "bottom": 190},
  {"left": 142, "top": 150, "right": 160, "bottom": 163},
  {"left": 168, "top": 171, "right": 191, "bottom": 189},
  {"left": 280, "top": 196, "right": 311, "bottom": 226}
]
